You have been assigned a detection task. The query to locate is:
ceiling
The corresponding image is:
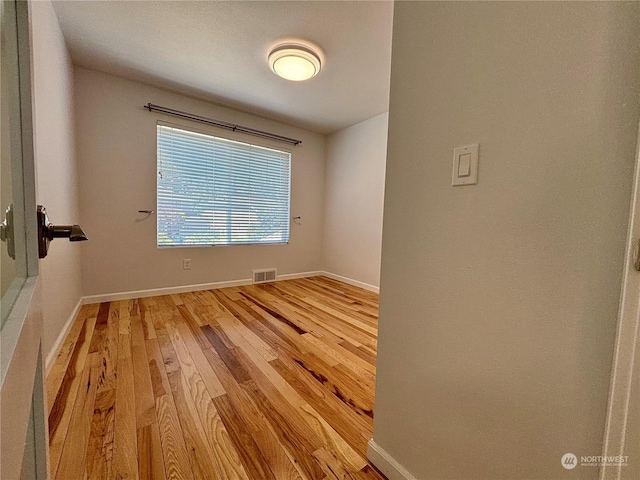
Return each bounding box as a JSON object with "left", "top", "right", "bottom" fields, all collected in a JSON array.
[{"left": 52, "top": 1, "right": 394, "bottom": 134}]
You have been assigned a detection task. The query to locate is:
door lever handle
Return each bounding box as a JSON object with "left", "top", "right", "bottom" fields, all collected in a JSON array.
[
  {"left": 49, "top": 224, "right": 88, "bottom": 242},
  {"left": 37, "top": 205, "right": 88, "bottom": 258}
]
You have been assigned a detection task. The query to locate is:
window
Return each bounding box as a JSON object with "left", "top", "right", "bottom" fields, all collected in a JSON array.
[{"left": 156, "top": 124, "right": 291, "bottom": 247}]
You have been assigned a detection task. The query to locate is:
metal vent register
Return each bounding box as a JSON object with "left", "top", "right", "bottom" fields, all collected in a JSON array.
[{"left": 253, "top": 269, "right": 277, "bottom": 284}]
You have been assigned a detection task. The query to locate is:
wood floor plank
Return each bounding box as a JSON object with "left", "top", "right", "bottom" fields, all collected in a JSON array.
[
  {"left": 340, "top": 340, "right": 377, "bottom": 366},
  {"left": 299, "top": 402, "right": 368, "bottom": 473},
  {"left": 48, "top": 316, "right": 97, "bottom": 477},
  {"left": 313, "top": 446, "right": 357, "bottom": 480},
  {"left": 176, "top": 321, "right": 226, "bottom": 398},
  {"left": 289, "top": 279, "right": 379, "bottom": 324},
  {"left": 89, "top": 302, "right": 111, "bottom": 353},
  {"left": 207, "top": 298, "right": 277, "bottom": 363},
  {"left": 199, "top": 402, "right": 251, "bottom": 480},
  {"left": 202, "top": 347, "right": 305, "bottom": 480},
  {"left": 113, "top": 333, "right": 139, "bottom": 480},
  {"left": 232, "top": 338, "right": 309, "bottom": 411},
  {"left": 165, "top": 318, "right": 225, "bottom": 400},
  {"left": 143, "top": 296, "right": 168, "bottom": 334},
  {"left": 232, "top": 342, "right": 366, "bottom": 472},
  {"left": 299, "top": 297, "right": 377, "bottom": 338},
  {"left": 85, "top": 387, "right": 116, "bottom": 479},
  {"left": 287, "top": 279, "right": 378, "bottom": 322},
  {"left": 207, "top": 289, "right": 257, "bottom": 325},
  {"left": 130, "top": 298, "right": 141, "bottom": 317},
  {"left": 261, "top": 285, "right": 364, "bottom": 347},
  {"left": 170, "top": 293, "right": 184, "bottom": 306},
  {"left": 168, "top": 327, "right": 249, "bottom": 480},
  {"left": 77, "top": 302, "right": 117, "bottom": 479},
  {"left": 55, "top": 353, "right": 101, "bottom": 480},
  {"left": 137, "top": 422, "right": 166, "bottom": 480},
  {"left": 292, "top": 352, "right": 375, "bottom": 415},
  {"left": 212, "top": 394, "right": 277, "bottom": 480},
  {"left": 177, "top": 302, "right": 212, "bottom": 350},
  {"left": 232, "top": 289, "right": 316, "bottom": 360},
  {"left": 269, "top": 357, "right": 372, "bottom": 458},
  {"left": 46, "top": 304, "right": 98, "bottom": 413},
  {"left": 202, "top": 324, "right": 252, "bottom": 383},
  {"left": 119, "top": 300, "right": 132, "bottom": 335},
  {"left": 148, "top": 335, "right": 194, "bottom": 480},
  {"left": 354, "top": 465, "right": 389, "bottom": 480},
  {"left": 239, "top": 380, "right": 325, "bottom": 480},
  {"left": 131, "top": 315, "right": 157, "bottom": 429},
  {"left": 97, "top": 302, "right": 120, "bottom": 393},
  {"left": 246, "top": 313, "right": 310, "bottom": 360},
  {"left": 46, "top": 277, "right": 386, "bottom": 480},
  {"left": 166, "top": 369, "right": 224, "bottom": 480},
  {"left": 158, "top": 329, "right": 181, "bottom": 375},
  {"left": 147, "top": 338, "right": 171, "bottom": 398},
  {"left": 237, "top": 289, "right": 309, "bottom": 336},
  {"left": 280, "top": 278, "right": 378, "bottom": 324},
  {"left": 139, "top": 297, "right": 158, "bottom": 340},
  {"left": 155, "top": 395, "right": 195, "bottom": 480},
  {"left": 306, "top": 277, "right": 379, "bottom": 308},
  {"left": 303, "top": 333, "right": 376, "bottom": 378}
]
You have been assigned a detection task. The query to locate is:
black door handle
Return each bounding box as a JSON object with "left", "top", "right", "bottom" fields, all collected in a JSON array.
[{"left": 37, "top": 205, "right": 88, "bottom": 258}]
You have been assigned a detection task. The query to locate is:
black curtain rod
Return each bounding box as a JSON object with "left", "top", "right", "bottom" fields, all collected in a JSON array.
[{"left": 144, "top": 103, "right": 302, "bottom": 146}]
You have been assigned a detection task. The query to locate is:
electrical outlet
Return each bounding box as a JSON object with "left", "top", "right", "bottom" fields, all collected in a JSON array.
[{"left": 183, "top": 259, "right": 191, "bottom": 270}]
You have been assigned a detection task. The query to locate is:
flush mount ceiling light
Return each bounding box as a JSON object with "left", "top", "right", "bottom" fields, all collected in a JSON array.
[{"left": 268, "top": 44, "right": 322, "bottom": 82}]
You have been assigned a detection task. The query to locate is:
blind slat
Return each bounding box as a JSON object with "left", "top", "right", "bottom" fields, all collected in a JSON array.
[{"left": 157, "top": 125, "right": 291, "bottom": 247}]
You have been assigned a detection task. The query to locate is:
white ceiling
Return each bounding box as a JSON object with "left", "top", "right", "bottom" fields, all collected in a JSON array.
[{"left": 52, "top": 1, "right": 394, "bottom": 134}]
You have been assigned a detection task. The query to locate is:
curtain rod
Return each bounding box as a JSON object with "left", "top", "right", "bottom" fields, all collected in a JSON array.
[{"left": 144, "top": 103, "right": 302, "bottom": 146}]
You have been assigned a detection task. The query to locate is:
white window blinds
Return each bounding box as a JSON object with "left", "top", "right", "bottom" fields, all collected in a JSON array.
[{"left": 157, "top": 124, "right": 291, "bottom": 247}]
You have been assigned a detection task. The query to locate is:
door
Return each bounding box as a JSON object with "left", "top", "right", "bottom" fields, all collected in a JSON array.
[
  {"left": 0, "top": 0, "right": 47, "bottom": 478},
  {"left": 601, "top": 124, "right": 640, "bottom": 480}
]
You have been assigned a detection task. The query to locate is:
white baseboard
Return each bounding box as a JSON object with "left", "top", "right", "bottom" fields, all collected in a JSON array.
[
  {"left": 275, "top": 271, "right": 322, "bottom": 281},
  {"left": 367, "top": 439, "right": 418, "bottom": 480},
  {"left": 81, "top": 271, "right": 324, "bottom": 305},
  {"left": 321, "top": 271, "right": 380, "bottom": 293},
  {"left": 45, "top": 298, "right": 83, "bottom": 373},
  {"left": 79, "top": 270, "right": 378, "bottom": 306},
  {"left": 82, "top": 278, "right": 253, "bottom": 304}
]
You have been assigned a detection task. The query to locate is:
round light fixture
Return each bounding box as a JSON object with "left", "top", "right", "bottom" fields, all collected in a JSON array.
[{"left": 268, "top": 44, "right": 321, "bottom": 82}]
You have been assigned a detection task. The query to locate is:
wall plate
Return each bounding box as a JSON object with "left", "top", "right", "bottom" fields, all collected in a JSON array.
[{"left": 452, "top": 144, "right": 479, "bottom": 186}]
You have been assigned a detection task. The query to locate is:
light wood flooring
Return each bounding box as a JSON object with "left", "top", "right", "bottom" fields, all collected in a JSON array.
[{"left": 46, "top": 276, "right": 385, "bottom": 480}]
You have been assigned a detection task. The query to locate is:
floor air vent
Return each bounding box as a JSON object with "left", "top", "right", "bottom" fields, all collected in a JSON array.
[{"left": 253, "top": 268, "right": 277, "bottom": 284}]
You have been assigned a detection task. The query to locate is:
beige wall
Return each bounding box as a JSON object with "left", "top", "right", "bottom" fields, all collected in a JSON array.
[
  {"left": 373, "top": 3, "right": 640, "bottom": 480},
  {"left": 30, "top": 0, "right": 82, "bottom": 359},
  {"left": 75, "top": 68, "right": 325, "bottom": 296},
  {"left": 322, "top": 113, "right": 388, "bottom": 288}
]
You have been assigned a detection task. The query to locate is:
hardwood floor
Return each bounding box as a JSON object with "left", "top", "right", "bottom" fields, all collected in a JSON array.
[{"left": 46, "top": 276, "right": 385, "bottom": 480}]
